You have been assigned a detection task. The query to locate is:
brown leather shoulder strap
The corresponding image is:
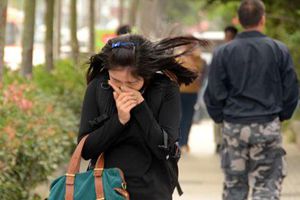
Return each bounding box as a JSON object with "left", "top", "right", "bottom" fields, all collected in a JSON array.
[
  {"left": 65, "top": 135, "right": 88, "bottom": 200},
  {"left": 64, "top": 136, "right": 116, "bottom": 200},
  {"left": 94, "top": 154, "right": 105, "bottom": 199}
]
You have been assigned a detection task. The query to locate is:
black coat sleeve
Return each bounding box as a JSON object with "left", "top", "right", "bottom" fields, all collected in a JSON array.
[
  {"left": 78, "top": 78, "right": 126, "bottom": 160},
  {"left": 278, "top": 45, "right": 299, "bottom": 121},
  {"left": 132, "top": 82, "right": 181, "bottom": 160},
  {"left": 204, "top": 48, "right": 228, "bottom": 123}
]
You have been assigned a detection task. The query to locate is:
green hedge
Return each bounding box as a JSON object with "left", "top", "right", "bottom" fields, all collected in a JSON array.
[
  {"left": 0, "top": 60, "right": 86, "bottom": 199},
  {"left": 33, "top": 59, "right": 86, "bottom": 117}
]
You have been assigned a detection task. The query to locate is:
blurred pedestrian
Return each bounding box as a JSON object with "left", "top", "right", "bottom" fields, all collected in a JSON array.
[
  {"left": 204, "top": 0, "right": 298, "bottom": 199},
  {"left": 224, "top": 26, "right": 238, "bottom": 42},
  {"left": 214, "top": 25, "right": 238, "bottom": 153},
  {"left": 78, "top": 34, "right": 205, "bottom": 199},
  {"left": 178, "top": 44, "right": 206, "bottom": 152},
  {"left": 116, "top": 24, "right": 131, "bottom": 35}
]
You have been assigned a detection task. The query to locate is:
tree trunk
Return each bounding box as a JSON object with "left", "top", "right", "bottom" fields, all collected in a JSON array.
[
  {"left": 70, "top": 0, "right": 79, "bottom": 66},
  {"left": 119, "top": 0, "right": 124, "bottom": 25},
  {"left": 0, "top": 0, "right": 8, "bottom": 82},
  {"left": 21, "top": 0, "right": 36, "bottom": 78},
  {"left": 95, "top": 0, "right": 102, "bottom": 26},
  {"left": 128, "top": 0, "right": 139, "bottom": 27},
  {"left": 54, "top": 0, "right": 62, "bottom": 60},
  {"left": 45, "top": 0, "right": 55, "bottom": 72},
  {"left": 89, "top": 0, "right": 95, "bottom": 54},
  {"left": 137, "top": 0, "right": 168, "bottom": 38}
]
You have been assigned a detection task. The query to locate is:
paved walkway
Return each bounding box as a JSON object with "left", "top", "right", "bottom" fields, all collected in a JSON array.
[{"left": 173, "top": 120, "right": 300, "bottom": 200}]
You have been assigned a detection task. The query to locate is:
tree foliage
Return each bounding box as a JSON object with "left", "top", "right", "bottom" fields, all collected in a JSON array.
[{"left": 165, "top": 0, "right": 205, "bottom": 26}]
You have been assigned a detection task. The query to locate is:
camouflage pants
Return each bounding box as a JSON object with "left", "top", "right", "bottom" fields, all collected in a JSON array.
[{"left": 221, "top": 118, "right": 287, "bottom": 200}]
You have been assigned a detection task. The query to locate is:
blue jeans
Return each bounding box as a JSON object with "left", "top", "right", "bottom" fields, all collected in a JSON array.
[{"left": 179, "top": 93, "right": 198, "bottom": 146}]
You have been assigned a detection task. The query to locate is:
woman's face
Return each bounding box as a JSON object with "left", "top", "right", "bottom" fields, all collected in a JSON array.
[{"left": 108, "top": 67, "right": 144, "bottom": 91}]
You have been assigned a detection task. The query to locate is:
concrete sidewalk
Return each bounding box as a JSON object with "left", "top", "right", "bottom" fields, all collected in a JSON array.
[{"left": 173, "top": 120, "right": 300, "bottom": 200}]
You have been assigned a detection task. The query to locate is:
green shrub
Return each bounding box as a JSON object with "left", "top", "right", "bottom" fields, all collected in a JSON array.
[
  {"left": 0, "top": 80, "right": 78, "bottom": 200},
  {"left": 33, "top": 59, "right": 86, "bottom": 117},
  {"left": 0, "top": 60, "right": 87, "bottom": 199}
]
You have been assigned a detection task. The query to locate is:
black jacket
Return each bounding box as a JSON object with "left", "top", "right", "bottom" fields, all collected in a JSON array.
[
  {"left": 204, "top": 31, "right": 299, "bottom": 124},
  {"left": 78, "top": 71, "right": 181, "bottom": 200}
]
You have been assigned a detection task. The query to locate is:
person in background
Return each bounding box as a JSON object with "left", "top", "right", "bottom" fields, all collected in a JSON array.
[
  {"left": 205, "top": 0, "right": 298, "bottom": 199},
  {"left": 178, "top": 44, "right": 206, "bottom": 153},
  {"left": 224, "top": 25, "right": 238, "bottom": 42},
  {"left": 214, "top": 25, "right": 239, "bottom": 153},
  {"left": 116, "top": 25, "right": 132, "bottom": 35}
]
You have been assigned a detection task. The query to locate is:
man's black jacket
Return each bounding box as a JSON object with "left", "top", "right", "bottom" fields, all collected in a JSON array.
[{"left": 204, "top": 31, "right": 299, "bottom": 124}]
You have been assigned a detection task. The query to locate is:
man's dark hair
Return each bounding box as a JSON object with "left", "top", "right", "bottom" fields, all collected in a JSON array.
[
  {"left": 224, "top": 26, "right": 238, "bottom": 36},
  {"left": 238, "top": 0, "right": 265, "bottom": 28},
  {"left": 116, "top": 25, "right": 132, "bottom": 35}
]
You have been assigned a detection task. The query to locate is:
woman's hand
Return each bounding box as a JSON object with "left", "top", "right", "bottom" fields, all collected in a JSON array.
[
  {"left": 119, "top": 85, "right": 144, "bottom": 105},
  {"left": 108, "top": 81, "right": 144, "bottom": 125}
]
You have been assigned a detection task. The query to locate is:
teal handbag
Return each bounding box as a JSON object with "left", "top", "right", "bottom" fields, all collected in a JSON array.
[{"left": 48, "top": 135, "right": 129, "bottom": 200}]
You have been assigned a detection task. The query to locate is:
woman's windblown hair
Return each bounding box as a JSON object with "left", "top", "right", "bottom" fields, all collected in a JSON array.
[{"left": 87, "top": 34, "right": 209, "bottom": 85}]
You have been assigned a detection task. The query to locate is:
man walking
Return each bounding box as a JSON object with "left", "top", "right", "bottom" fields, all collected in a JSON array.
[
  {"left": 214, "top": 25, "right": 239, "bottom": 154},
  {"left": 204, "top": 0, "right": 299, "bottom": 199}
]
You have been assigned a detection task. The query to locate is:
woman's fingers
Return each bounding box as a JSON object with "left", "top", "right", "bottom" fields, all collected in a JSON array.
[
  {"left": 120, "top": 99, "right": 138, "bottom": 111},
  {"left": 120, "top": 85, "right": 142, "bottom": 102},
  {"left": 117, "top": 92, "right": 138, "bottom": 102},
  {"left": 118, "top": 96, "right": 138, "bottom": 107},
  {"left": 110, "top": 84, "right": 140, "bottom": 99},
  {"left": 108, "top": 81, "right": 121, "bottom": 94},
  {"left": 113, "top": 91, "right": 120, "bottom": 101},
  {"left": 111, "top": 84, "right": 142, "bottom": 114},
  {"left": 112, "top": 87, "right": 140, "bottom": 124},
  {"left": 126, "top": 102, "right": 138, "bottom": 112},
  {"left": 120, "top": 85, "right": 137, "bottom": 93}
]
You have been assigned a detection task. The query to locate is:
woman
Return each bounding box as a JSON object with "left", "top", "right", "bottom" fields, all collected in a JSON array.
[
  {"left": 78, "top": 34, "right": 206, "bottom": 199},
  {"left": 178, "top": 44, "right": 206, "bottom": 152}
]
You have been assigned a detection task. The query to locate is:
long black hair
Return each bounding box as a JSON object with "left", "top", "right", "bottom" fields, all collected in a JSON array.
[{"left": 87, "top": 34, "right": 208, "bottom": 85}]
